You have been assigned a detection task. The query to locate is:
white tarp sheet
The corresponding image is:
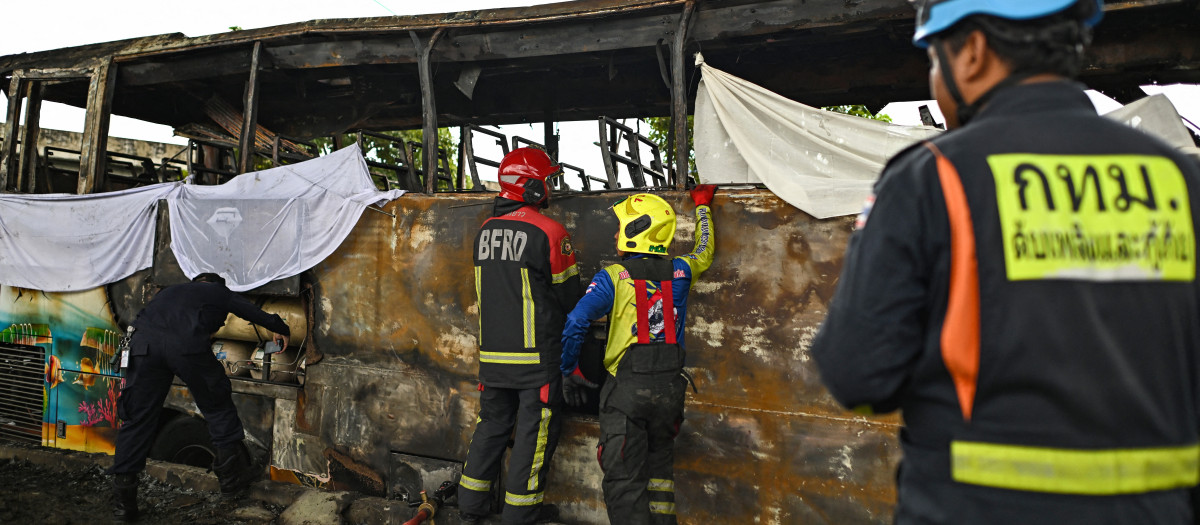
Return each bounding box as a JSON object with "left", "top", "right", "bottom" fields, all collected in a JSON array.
[
  {"left": 0, "top": 184, "right": 177, "bottom": 291},
  {"left": 0, "top": 145, "right": 403, "bottom": 292},
  {"left": 694, "top": 55, "right": 942, "bottom": 219},
  {"left": 694, "top": 57, "right": 1200, "bottom": 219},
  {"left": 169, "top": 145, "right": 404, "bottom": 291},
  {"left": 1103, "top": 94, "right": 1200, "bottom": 160}
]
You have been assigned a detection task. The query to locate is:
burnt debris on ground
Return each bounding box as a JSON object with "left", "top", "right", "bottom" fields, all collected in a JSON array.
[{"left": 0, "top": 455, "right": 282, "bottom": 524}]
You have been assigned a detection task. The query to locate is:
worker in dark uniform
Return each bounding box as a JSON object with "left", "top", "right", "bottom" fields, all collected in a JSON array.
[
  {"left": 458, "top": 147, "right": 582, "bottom": 525},
  {"left": 560, "top": 186, "right": 716, "bottom": 524},
  {"left": 812, "top": 1, "right": 1200, "bottom": 523},
  {"left": 110, "top": 273, "right": 290, "bottom": 522}
]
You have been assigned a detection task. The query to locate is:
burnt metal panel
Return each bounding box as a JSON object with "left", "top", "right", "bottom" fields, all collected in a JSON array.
[
  {"left": 105, "top": 270, "right": 155, "bottom": 329},
  {"left": 117, "top": 48, "right": 255, "bottom": 88},
  {"left": 305, "top": 190, "right": 900, "bottom": 523}
]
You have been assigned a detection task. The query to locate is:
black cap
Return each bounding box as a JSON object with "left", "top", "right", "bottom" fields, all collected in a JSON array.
[{"left": 192, "top": 273, "right": 226, "bottom": 286}]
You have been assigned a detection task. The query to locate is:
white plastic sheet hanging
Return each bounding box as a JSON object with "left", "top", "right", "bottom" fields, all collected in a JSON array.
[
  {"left": 0, "top": 145, "right": 403, "bottom": 292},
  {"left": 693, "top": 54, "right": 942, "bottom": 219},
  {"left": 0, "top": 183, "right": 178, "bottom": 291},
  {"left": 1102, "top": 94, "right": 1200, "bottom": 160},
  {"left": 169, "top": 145, "right": 404, "bottom": 291}
]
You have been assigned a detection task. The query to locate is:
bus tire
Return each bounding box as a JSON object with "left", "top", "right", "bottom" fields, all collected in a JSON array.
[{"left": 148, "top": 414, "right": 216, "bottom": 468}]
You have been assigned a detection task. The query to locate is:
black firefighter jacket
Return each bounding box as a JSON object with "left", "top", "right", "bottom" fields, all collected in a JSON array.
[{"left": 474, "top": 199, "right": 582, "bottom": 389}]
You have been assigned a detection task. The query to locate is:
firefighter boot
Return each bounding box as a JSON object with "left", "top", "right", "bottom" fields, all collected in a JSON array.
[
  {"left": 111, "top": 472, "right": 140, "bottom": 522},
  {"left": 212, "top": 441, "right": 254, "bottom": 497}
]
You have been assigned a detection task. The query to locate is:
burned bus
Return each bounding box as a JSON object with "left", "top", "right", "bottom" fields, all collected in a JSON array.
[{"left": 2, "top": 0, "right": 1199, "bottom": 522}]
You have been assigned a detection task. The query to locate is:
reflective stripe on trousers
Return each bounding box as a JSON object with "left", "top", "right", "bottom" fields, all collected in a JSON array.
[
  {"left": 505, "top": 491, "right": 545, "bottom": 506},
  {"left": 459, "top": 473, "right": 492, "bottom": 493},
  {"left": 527, "top": 407, "right": 553, "bottom": 490},
  {"left": 649, "top": 478, "right": 676, "bottom": 516}
]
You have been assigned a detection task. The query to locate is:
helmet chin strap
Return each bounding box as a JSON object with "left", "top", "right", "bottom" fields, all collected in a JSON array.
[{"left": 933, "top": 39, "right": 1034, "bottom": 127}]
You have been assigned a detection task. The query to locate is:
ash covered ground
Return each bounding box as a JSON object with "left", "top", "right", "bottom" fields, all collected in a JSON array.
[{"left": 0, "top": 456, "right": 283, "bottom": 524}]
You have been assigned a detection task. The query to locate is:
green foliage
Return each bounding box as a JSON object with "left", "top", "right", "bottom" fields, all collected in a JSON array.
[
  {"left": 228, "top": 26, "right": 243, "bottom": 32},
  {"left": 311, "top": 128, "right": 461, "bottom": 190},
  {"left": 643, "top": 116, "right": 696, "bottom": 181},
  {"left": 823, "top": 105, "right": 893, "bottom": 123}
]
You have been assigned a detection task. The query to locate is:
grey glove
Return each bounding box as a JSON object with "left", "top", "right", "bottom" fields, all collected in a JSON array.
[{"left": 562, "top": 366, "right": 599, "bottom": 407}]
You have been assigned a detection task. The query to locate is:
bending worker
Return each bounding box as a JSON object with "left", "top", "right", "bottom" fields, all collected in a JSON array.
[
  {"left": 812, "top": 1, "right": 1200, "bottom": 523},
  {"left": 111, "top": 273, "right": 290, "bottom": 522},
  {"left": 458, "top": 147, "right": 582, "bottom": 525},
  {"left": 560, "top": 186, "right": 716, "bottom": 524}
]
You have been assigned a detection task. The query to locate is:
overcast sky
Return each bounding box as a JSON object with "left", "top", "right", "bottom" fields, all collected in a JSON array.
[
  {"left": 0, "top": 0, "right": 618, "bottom": 178},
  {"left": 2, "top": 0, "right": 1196, "bottom": 179},
  {"left": 0, "top": 1, "right": 555, "bottom": 57}
]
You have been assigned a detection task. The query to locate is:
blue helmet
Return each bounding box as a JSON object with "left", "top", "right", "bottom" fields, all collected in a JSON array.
[{"left": 912, "top": 0, "right": 1105, "bottom": 48}]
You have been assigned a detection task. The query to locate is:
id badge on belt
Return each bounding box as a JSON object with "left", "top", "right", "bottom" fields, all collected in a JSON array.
[{"left": 112, "top": 326, "right": 134, "bottom": 370}]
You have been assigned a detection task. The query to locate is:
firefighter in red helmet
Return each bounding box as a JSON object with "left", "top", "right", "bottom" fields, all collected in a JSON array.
[
  {"left": 495, "top": 147, "right": 556, "bottom": 207},
  {"left": 458, "top": 147, "right": 582, "bottom": 524}
]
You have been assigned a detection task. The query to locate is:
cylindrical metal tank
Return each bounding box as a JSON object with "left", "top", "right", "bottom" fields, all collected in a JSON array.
[{"left": 213, "top": 298, "right": 307, "bottom": 342}]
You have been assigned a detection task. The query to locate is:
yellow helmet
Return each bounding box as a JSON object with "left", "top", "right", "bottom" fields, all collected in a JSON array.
[{"left": 614, "top": 193, "right": 676, "bottom": 255}]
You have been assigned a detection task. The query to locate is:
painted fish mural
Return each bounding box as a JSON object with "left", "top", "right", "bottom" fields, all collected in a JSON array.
[
  {"left": 45, "top": 355, "right": 63, "bottom": 389},
  {"left": 72, "top": 358, "right": 97, "bottom": 390}
]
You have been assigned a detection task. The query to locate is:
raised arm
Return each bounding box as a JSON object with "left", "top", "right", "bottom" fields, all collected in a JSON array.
[{"left": 678, "top": 185, "right": 716, "bottom": 280}]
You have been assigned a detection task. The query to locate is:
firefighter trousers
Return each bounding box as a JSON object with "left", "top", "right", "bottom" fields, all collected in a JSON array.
[
  {"left": 112, "top": 336, "right": 244, "bottom": 475},
  {"left": 598, "top": 363, "right": 687, "bottom": 525},
  {"left": 459, "top": 376, "right": 563, "bottom": 524}
]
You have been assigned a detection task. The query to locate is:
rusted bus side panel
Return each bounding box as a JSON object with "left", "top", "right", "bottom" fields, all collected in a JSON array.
[
  {"left": 676, "top": 410, "right": 899, "bottom": 522},
  {"left": 286, "top": 194, "right": 495, "bottom": 492},
  {"left": 672, "top": 192, "right": 901, "bottom": 522},
  {"left": 297, "top": 189, "right": 901, "bottom": 522}
]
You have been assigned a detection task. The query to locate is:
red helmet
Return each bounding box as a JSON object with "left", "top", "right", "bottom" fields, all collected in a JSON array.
[{"left": 498, "top": 147, "right": 559, "bottom": 206}]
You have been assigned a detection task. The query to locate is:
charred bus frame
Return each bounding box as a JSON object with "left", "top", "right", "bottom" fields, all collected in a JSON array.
[{"left": 1, "top": 0, "right": 1199, "bottom": 522}]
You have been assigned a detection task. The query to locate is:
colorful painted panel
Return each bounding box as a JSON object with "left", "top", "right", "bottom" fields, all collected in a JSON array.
[
  {"left": 44, "top": 374, "right": 121, "bottom": 454},
  {"left": 0, "top": 286, "right": 123, "bottom": 454}
]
